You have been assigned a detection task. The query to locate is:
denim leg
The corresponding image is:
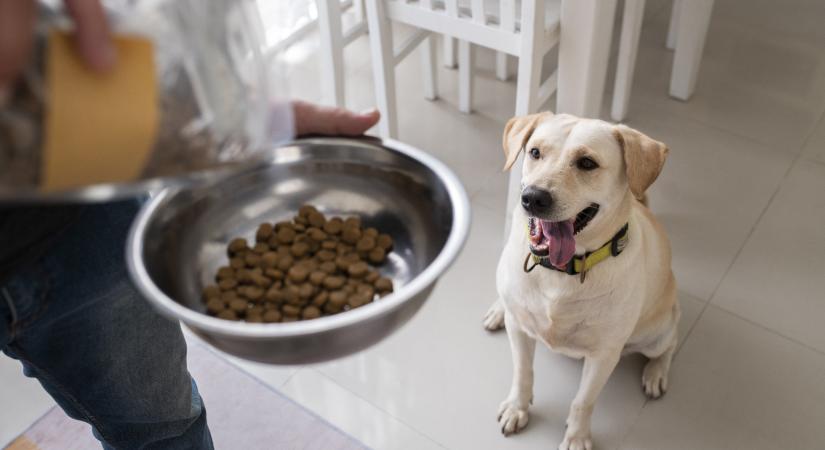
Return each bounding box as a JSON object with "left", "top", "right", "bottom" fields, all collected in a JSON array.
[{"left": 0, "top": 199, "right": 213, "bottom": 450}]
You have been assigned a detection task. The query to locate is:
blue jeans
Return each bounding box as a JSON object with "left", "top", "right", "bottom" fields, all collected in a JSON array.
[{"left": 0, "top": 199, "right": 213, "bottom": 450}]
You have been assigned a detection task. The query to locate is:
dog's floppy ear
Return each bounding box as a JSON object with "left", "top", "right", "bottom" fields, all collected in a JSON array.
[
  {"left": 613, "top": 124, "right": 669, "bottom": 198},
  {"left": 502, "top": 112, "right": 551, "bottom": 171}
]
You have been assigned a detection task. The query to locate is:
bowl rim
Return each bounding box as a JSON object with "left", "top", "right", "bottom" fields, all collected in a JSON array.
[{"left": 126, "top": 136, "right": 471, "bottom": 339}]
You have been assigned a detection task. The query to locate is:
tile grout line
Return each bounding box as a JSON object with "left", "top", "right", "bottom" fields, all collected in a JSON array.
[
  {"left": 675, "top": 106, "right": 825, "bottom": 356},
  {"left": 300, "top": 367, "right": 451, "bottom": 450},
  {"left": 619, "top": 103, "right": 825, "bottom": 450}
]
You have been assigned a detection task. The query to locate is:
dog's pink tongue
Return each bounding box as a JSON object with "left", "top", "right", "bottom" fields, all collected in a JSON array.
[{"left": 541, "top": 220, "right": 576, "bottom": 269}]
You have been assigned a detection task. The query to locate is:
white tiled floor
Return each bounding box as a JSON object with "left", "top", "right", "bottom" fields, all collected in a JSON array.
[{"left": 3, "top": 0, "right": 825, "bottom": 448}]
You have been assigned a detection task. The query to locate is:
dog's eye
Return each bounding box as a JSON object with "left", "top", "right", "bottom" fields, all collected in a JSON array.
[
  {"left": 529, "top": 148, "right": 541, "bottom": 159},
  {"left": 576, "top": 157, "right": 599, "bottom": 171}
]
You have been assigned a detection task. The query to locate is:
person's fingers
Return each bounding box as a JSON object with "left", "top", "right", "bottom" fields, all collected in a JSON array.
[
  {"left": 0, "top": 0, "right": 36, "bottom": 94},
  {"left": 64, "top": 0, "right": 116, "bottom": 72},
  {"left": 293, "top": 101, "right": 381, "bottom": 137}
]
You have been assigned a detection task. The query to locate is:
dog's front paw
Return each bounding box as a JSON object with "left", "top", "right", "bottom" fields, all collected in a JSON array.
[
  {"left": 642, "top": 358, "right": 669, "bottom": 399},
  {"left": 559, "top": 432, "right": 592, "bottom": 450},
  {"left": 497, "top": 399, "right": 529, "bottom": 436},
  {"left": 483, "top": 301, "right": 506, "bottom": 331}
]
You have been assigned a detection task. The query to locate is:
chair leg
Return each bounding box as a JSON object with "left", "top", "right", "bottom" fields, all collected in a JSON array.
[
  {"left": 496, "top": 52, "right": 509, "bottom": 81},
  {"left": 365, "top": 0, "right": 398, "bottom": 138},
  {"left": 317, "top": 0, "right": 346, "bottom": 107},
  {"left": 611, "top": 0, "right": 645, "bottom": 122},
  {"left": 458, "top": 40, "right": 474, "bottom": 113},
  {"left": 422, "top": 34, "right": 439, "bottom": 100},
  {"left": 669, "top": 0, "right": 714, "bottom": 101},
  {"left": 666, "top": 0, "right": 681, "bottom": 50},
  {"left": 443, "top": 36, "right": 457, "bottom": 68}
]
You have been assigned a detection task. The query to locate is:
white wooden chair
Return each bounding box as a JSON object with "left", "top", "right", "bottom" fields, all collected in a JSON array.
[
  {"left": 316, "top": 0, "right": 369, "bottom": 107},
  {"left": 365, "top": 0, "right": 561, "bottom": 222},
  {"left": 611, "top": 0, "right": 715, "bottom": 121}
]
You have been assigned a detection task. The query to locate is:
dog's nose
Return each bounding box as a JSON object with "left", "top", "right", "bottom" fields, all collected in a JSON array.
[{"left": 521, "top": 186, "right": 553, "bottom": 216}]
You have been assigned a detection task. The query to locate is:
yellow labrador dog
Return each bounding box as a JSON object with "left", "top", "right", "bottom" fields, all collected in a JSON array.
[{"left": 484, "top": 112, "right": 678, "bottom": 450}]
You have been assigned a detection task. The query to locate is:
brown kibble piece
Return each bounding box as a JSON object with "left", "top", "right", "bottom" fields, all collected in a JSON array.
[
  {"left": 341, "top": 227, "right": 361, "bottom": 244},
  {"left": 217, "top": 310, "right": 238, "bottom": 321},
  {"left": 253, "top": 243, "right": 269, "bottom": 254},
  {"left": 328, "top": 290, "right": 347, "bottom": 307},
  {"left": 377, "top": 234, "right": 393, "bottom": 250},
  {"left": 246, "top": 287, "right": 264, "bottom": 301},
  {"left": 265, "top": 268, "right": 284, "bottom": 280},
  {"left": 375, "top": 277, "right": 393, "bottom": 293},
  {"left": 277, "top": 227, "right": 296, "bottom": 244},
  {"left": 282, "top": 316, "right": 299, "bottom": 323},
  {"left": 265, "top": 288, "right": 283, "bottom": 303},
  {"left": 317, "top": 250, "right": 336, "bottom": 262},
  {"left": 236, "top": 269, "right": 252, "bottom": 283},
  {"left": 309, "top": 270, "right": 327, "bottom": 285},
  {"left": 319, "top": 261, "right": 337, "bottom": 274},
  {"left": 290, "top": 242, "right": 310, "bottom": 258},
  {"left": 321, "top": 240, "right": 337, "bottom": 250},
  {"left": 218, "top": 278, "right": 237, "bottom": 290},
  {"left": 256, "top": 223, "right": 273, "bottom": 242},
  {"left": 368, "top": 247, "right": 386, "bottom": 264},
  {"left": 323, "top": 218, "right": 343, "bottom": 235},
  {"left": 206, "top": 298, "right": 225, "bottom": 314},
  {"left": 220, "top": 291, "right": 238, "bottom": 302},
  {"left": 277, "top": 255, "right": 294, "bottom": 271},
  {"left": 324, "top": 302, "right": 342, "bottom": 314},
  {"left": 365, "top": 270, "right": 380, "bottom": 283},
  {"left": 302, "top": 306, "right": 321, "bottom": 320},
  {"left": 348, "top": 293, "right": 370, "bottom": 308},
  {"left": 356, "top": 237, "right": 376, "bottom": 253},
  {"left": 307, "top": 211, "right": 326, "bottom": 228},
  {"left": 245, "top": 252, "right": 262, "bottom": 267},
  {"left": 263, "top": 309, "right": 282, "bottom": 323},
  {"left": 298, "top": 283, "right": 315, "bottom": 299},
  {"left": 216, "top": 267, "right": 234, "bottom": 280},
  {"left": 228, "top": 238, "right": 248, "bottom": 254},
  {"left": 312, "top": 291, "right": 329, "bottom": 307},
  {"left": 299, "top": 205, "right": 318, "bottom": 218},
  {"left": 251, "top": 274, "right": 272, "bottom": 288},
  {"left": 262, "top": 252, "right": 278, "bottom": 268},
  {"left": 288, "top": 265, "right": 309, "bottom": 283},
  {"left": 348, "top": 261, "right": 368, "bottom": 278},
  {"left": 230, "top": 257, "right": 245, "bottom": 269},
  {"left": 203, "top": 284, "right": 221, "bottom": 299},
  {"left": 322, "top": 275, "right": 346, "bottom": 290},
  {"left": 246, "top": 313, "right": 263, "bottom": 323},
  {"left": 229, "top": 298, "right": 248, "bottom": 313},
  {"left": 308, "top": 228, "right": 327, "bottom": 242},
  {"left": 364, "top": 227, "right": 378, "bottom": 238},
  {"left": 282, "top": 304, "right": 301, "bottom": 317},
  {"left": 344, "top": 217, "right": 361, "bottom": 229},
  {"left": 357, "top": 284, "right": 375, "bottom": 299}
]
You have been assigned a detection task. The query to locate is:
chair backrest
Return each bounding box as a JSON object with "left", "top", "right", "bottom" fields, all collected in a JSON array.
[{"left": 382, "top": 0, "right": 545, "bottom": 56}]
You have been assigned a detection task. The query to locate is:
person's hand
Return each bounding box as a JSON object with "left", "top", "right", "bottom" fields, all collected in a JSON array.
[
  {"left": 0, "top": 0, "right": 115, "bottom": 97},
  {"left": 292, "top": 100, "right": 380, "bottom": 137}
]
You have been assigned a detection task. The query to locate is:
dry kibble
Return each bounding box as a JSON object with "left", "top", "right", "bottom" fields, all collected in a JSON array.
[
  {"left": 229, "top": 298, "right": 248, "bottom": 313},
  {"left": 309, "top": 270, "right": 327, "bottom": 285},
  {"left": 307, "top": 211, "right": 326, "bottom": 228},
  {"left": 368, "top": 247, "right": 386, "bottom": 264},
  {"left": 299, "top": 205, "right": 318, "bottom": 218},
  {"left": 263, "top": 309, "right": 282, "bottom": 323},
  {"left": 302, "top": 306, "right": 321, "bottom": 320},
  {"left": 356, "top": 237, "right": 376, "bottom": 253},
  {"left": 282, "top": 304, "right": 301, "bottom": 317},
  {"left": 341, "top": 227, "right": 361, "bottom": 244},
  {"left": 216, "top": 267, "right": 234, "bottom": 280},
  {"left": 322, "top": 275, "right": 346, "bottom": 290},
  {"left": 344, "top": 217, "right": 361, "bottom": 229},
  {"left": 365, "top": 270, "right": 380, "bottom": 283},
  {"left": 323, "top": 218, "right": 343, "bottom": 235},
  {"left": 312, "top": 291, "right": 329, "bottom": 307},
  {"left": 217, "top": 310, "right": 238, "bottom": 321},
  {"left": 228, "top": 238, "right": 248, "bottom": 254},
  {"left": 218, "top": 278, "right": 237, "bottom": 290},
  {"left": 376, "top": 234, "right": 393, "bottom": 250},
  {"left": 207, "top": 205, "right": 394, "bottom": 322},
  {"left": 290, "top": 242, "right": 310, "bottom": 258},
  {"left": 375, "top": 277, "right": 393, "bottom": 293},
  {"left": 288, "top": 265, "right": 309, "bottom": 283},
  {"left": 203, "top": 285, "right": 221, "bottom": 300},
  {"left": 277, "top": 227, "right": 296, "bottom": 244},
  {"left": 206, "top": 298, "right": 225, "bottom": 314},
  {"left": 348, "top": 261, "right": 368, "bottom": 278},
  {"left": 244, "top": 253, "right": 261, "bottom": 267}
]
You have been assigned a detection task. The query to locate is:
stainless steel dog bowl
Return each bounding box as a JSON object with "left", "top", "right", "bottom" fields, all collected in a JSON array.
[{"left": 127, "top": 137, "right": 470, "bottom": 364}]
